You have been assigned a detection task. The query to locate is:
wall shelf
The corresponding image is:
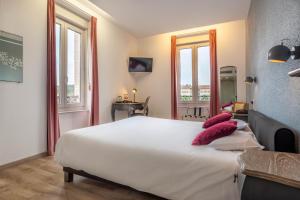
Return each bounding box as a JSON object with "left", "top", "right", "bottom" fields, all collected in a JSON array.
[{"left": 288, "top": 68, "right": 300, "bottom": 77}]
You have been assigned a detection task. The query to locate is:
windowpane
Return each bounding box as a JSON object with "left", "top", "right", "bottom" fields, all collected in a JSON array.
[
  {"left": 197, "top": 46, "right": 210, "bottom": 101},
  {"left": 179, "top": 48, "right": 193, "bottom": 102},
  {"left": 67, "top": 29, "right": 81, "bottom": 104},
  {"left": 55, "top": 23, "right": 61, "bottom": 104}
]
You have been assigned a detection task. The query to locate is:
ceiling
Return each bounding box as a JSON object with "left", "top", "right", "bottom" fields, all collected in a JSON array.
[{"left": 89, "top": 0, "right": 251, "bottom": 38}]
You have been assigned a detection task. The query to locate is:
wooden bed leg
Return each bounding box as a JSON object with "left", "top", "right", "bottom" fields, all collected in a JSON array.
[{"left": 64, "top": 171, "right": 74, "bottom": 182}]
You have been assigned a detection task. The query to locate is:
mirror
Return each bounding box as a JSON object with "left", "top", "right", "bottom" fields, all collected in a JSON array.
[{"left": 220, "top": 66, "right": 237, "bottom": 105}]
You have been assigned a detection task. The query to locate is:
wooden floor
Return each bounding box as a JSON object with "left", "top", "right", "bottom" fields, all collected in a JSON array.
[{"left": 0, "top": 157, "right": 164, "bottom": 200}]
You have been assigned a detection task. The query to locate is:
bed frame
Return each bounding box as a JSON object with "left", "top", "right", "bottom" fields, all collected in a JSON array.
[
  {"left": 64, "top": 166, "right": 130, "bottom": 185},
  {"left": 63, "top": 167, "right": 163, "bottom": 199},
  {"left": 63, "top": 110, "right": 297, "bottom": 183},
  {"left": 248, "top": 110, "right": 297, "bottom": 153}
]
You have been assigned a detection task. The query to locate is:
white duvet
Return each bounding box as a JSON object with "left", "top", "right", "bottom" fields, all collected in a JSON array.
[{"left": 55, "top": 116, "right": 242, "bottom": 200}]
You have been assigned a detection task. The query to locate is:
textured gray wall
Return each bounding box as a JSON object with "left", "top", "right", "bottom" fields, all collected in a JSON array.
[{"left": 246, "top": 0, "right": 300, "bottom": 136}]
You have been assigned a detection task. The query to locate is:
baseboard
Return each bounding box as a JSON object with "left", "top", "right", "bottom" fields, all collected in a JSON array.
[{"left": 0, "top": 152, "right": 48, "bottom": 170}]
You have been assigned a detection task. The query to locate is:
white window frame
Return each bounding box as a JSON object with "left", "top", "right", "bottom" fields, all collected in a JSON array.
[
  {"left": 56, "top": 17, "right": 87, "bottom": 112},
  {"left": 176, "top": 41, "right": 210, "bottom": 106}
]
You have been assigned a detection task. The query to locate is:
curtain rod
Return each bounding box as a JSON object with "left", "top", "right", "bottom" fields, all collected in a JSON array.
[
  {"left": 56, "top": 0, "right": 92, "bottom": 20},
  {"left": 176, "top": 30, "right": 209, "bottom": 38}
]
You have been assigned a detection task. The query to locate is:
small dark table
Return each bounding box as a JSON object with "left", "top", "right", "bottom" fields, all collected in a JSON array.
[
  {"left": 233, "top": 113, "right": 248, "bottom": 122},
  {"left": 111, "top": 102, "right": 144, "bottom": 121},
  {"left": 239, "top": 149, "right": 300, "bottom": 200}
]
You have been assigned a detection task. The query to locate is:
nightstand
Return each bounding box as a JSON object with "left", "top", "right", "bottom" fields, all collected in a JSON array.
[
  {"left": 233, "top": 113, "right": 248, "bottom": 122},
  {"left": 239, "top": 149, "right": 300, "bottom": 200}
]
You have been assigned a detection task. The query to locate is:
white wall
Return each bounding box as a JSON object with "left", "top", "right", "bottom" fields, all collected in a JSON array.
[
  {"left": 0, "top": 0, "right": 47, "bottom": 165},
  {"left": 136, "top": 20, "right": 246, "bottom": 119},
  {"left": 98, "top": 14, "right": 138, "bottom": 122},
  {"left": 0, "top": 0, "right": 138, "bottom": 165}
]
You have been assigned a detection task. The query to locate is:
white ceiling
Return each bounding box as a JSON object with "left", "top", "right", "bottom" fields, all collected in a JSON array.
[{"left": 89, "top": 0, "right": 251, "bottom": 38}]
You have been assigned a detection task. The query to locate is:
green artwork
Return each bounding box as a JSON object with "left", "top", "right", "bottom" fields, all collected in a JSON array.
[{"left": 0, "top": 30, "right": 23, "bottom": 83}]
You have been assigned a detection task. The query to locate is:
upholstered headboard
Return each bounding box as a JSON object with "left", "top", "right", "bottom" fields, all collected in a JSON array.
[{"left": 248, "top": 110, "right": 297, "bottom": 153}]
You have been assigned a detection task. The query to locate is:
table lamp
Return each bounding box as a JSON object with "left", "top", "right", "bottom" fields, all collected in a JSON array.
[{"left": 132, "top": 88, "right": 137, "bottom": 102}]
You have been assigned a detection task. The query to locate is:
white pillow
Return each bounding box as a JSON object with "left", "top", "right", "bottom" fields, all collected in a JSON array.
[
  {"left": 233, "top": 119, "right": 248, "bottom": 130},
  {"left": 209, "top": 129, "right": 264, "bottom": 151},
  {"left": 223, "top": 105, "right": 233, "bottom": 112}
]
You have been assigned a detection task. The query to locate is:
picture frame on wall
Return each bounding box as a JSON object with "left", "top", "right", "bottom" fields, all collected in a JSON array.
[{"left": 0, "top": 30, "right": 23, "bottom": 83}]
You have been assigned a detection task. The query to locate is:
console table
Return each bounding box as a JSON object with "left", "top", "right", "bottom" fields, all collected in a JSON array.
[
  {"left": 239, "top": 149, "right": 300, "bottom": 200},
  {"left": 111, "top": 102, "right": 144, "bottom": 121}
]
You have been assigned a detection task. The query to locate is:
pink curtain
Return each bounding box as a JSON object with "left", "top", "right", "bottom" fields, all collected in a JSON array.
[
  {"left": 47, "top": 0, "right": 60, "bottom": 156},
  {"left": 171, "top": 36, "right": 178, "bottom": 119},
  {"left": 209, "top": 29, "right": 219, "bottom": 117},
  {"left": 90, "top": 16, "right": 100, "bottom": 125}
]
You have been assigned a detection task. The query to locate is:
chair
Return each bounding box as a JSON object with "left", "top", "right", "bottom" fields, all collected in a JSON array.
[{"left": 130, "top": 96, "right": 150, "bottom": 116}]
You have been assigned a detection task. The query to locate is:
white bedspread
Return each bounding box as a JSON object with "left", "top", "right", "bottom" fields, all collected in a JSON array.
[{"left": 55, "top": 116, "right": 242, "bottom": 200}]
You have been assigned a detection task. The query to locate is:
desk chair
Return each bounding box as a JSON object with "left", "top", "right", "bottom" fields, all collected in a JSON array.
[{"left": 130, "top": 96, "right": 150, "bottom": 116}]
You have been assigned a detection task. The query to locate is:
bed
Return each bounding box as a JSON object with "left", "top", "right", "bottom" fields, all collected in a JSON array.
[
  {"left": 55, "top": 116, "right": 243, "bottom": 200},
  {"left": 55, "top": 110, "right": 296, "bottom": 200}
]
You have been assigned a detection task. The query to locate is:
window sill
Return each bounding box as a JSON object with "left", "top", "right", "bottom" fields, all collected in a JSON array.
[{"left": 58, "top": 109, "right": 89, "bottom": 114}]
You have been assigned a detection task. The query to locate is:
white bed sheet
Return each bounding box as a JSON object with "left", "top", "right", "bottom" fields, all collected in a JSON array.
[{"left": 55, "top": 116, "right": 243, "bottom": 200}]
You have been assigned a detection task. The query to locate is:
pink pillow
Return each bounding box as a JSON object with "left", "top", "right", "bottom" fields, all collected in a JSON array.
[
  {"left": 203, "top": 112, "right": 232, "bottom": 128},
  {"left": 222, "top": 101, "right": 233, "bottom": 109},
  {"left": 192, "top": 121, "right": 237, "bottom": 145}
]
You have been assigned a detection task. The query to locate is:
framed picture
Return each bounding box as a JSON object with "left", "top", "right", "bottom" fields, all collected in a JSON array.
[{"left": 0, "top": 30, "right": 23, "bottom": 83}]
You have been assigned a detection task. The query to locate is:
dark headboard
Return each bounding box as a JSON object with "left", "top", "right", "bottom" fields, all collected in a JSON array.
[{"left": 248, "top": 110, "right": 297, "bottom": 153}]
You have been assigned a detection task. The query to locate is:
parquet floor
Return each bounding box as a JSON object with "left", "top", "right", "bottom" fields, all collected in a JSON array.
[{"left": 0, "top": 157, "right": 164, "bottom": 200}]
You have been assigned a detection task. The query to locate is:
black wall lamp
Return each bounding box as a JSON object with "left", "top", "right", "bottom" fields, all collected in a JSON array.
[
  {"left": 245, "top": 76, "right": 256, "bottom": 84},
  {"left": 268, "top": 39, "right": 300, "bottom": 63}
]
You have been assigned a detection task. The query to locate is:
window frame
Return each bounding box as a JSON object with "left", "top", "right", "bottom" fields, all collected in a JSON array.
[
  {"left": 176, "top": 41, "right": 210, "bottom": 106},
  {"left": 56, "top": 17, "right": 87, "bottom": 112}
]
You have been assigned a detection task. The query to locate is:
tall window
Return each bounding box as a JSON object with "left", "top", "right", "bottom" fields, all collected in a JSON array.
[
  {"left": 56, "top": 18, "right": 86, "bottom": 111},
  {"left": 177, "top": 43, "right": 210, "bottom": 103}
]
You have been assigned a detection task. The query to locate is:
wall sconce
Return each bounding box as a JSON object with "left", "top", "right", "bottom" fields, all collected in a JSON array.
[
  {"left": 245, "top": 76, "right": 256, "bottom": 84},
  {"left": 268, "top": 40, "right": 300, "bottom": 63}
]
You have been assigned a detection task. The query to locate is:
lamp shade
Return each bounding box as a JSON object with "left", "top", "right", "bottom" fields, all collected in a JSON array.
[
  {"left": 132, "top": 88, "right": 137, "bottom": 93},
  {"left": 268, "top": 44, "right": 291, "bottom": 63},
  {"left": 245, "top": 76, "right": 256, "bottom": 84}
]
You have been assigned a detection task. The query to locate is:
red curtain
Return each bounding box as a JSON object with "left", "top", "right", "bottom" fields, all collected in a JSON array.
[
  {"left": 209, "top": 30, "right": 219, "bottom": 117},
  {"left": 90, "top": 16, "right": 100, "bottom": 125},
  {"left": 171, "top": 36, "right": 177, "bottom": 119},
  {"left": 47, "top": 0, "right": 60, "bottom": 156}
]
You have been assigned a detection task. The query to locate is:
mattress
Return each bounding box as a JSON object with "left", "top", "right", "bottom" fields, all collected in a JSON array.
[{"left": 55, "top": 116, "right": 243, "bottom": 200}]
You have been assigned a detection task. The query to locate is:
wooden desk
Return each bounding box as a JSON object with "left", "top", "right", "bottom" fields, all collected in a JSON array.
[{"left": 111, "top": 102, "right": 144, "bottom": 121}]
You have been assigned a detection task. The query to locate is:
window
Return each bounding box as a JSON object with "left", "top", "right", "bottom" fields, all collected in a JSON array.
[
  {"left": 56, "top": 18, "right": 86, "bottom": 111},
  {"left": 177, "top": 43, "right": 210, "bottom": 103},
  {"left": 197, "top": 46, "right": 210, "bottom": 101}
]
